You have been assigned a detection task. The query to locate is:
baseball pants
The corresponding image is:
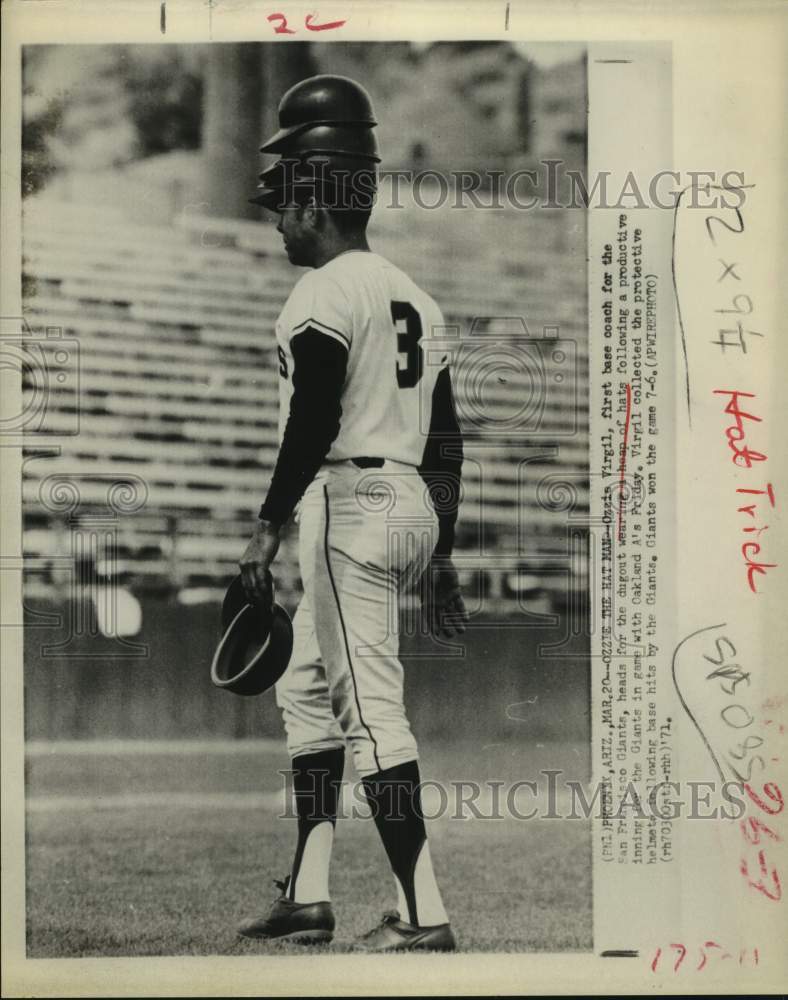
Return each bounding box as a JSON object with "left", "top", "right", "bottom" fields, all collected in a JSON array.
[{"left": 275, "top": 459, "right": 438, "bottom": 777}]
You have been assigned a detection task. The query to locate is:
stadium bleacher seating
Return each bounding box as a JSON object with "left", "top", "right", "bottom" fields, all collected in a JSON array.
[{"left": 21, "top": 196, "right": 589, "bottom": 608}]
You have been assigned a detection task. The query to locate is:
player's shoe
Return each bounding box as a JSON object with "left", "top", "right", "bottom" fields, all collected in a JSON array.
[
  {"left": 237, "top": 877, "right": 334, "bottom": 944},
  {"left": 354, "top": 910, "right": 457, "bottom": 952}
]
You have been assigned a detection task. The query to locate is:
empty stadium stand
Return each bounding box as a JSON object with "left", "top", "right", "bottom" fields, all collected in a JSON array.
[{"left": 21, "top": 195, "right": 589, "bottom": 610}]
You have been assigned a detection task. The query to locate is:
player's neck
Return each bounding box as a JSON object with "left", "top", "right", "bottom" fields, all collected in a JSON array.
[{"left": 312, "top": 235, "right": 371, "bottom": 269}]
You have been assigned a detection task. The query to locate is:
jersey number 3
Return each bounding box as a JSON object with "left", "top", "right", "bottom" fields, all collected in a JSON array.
[
  {"left": 277, "top": 345, "right": 289, "bottom": 378},
  {"left": 391, "top": 300, "right": 423, "bottom": 389}
]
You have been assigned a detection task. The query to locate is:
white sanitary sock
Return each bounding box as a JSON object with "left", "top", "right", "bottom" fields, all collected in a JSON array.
[
  {"left": 395, "top": 841, "right": 449, "bottom": 926},
  {"left": 291, "top": 821, "right": 334, "bottom": 903}
]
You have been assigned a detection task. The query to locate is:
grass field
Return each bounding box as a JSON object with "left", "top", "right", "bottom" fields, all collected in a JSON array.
[{"left": 25, "top": 740, "right": 592, "bottom": 957}]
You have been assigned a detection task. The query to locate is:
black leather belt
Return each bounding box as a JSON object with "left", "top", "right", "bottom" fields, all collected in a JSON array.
[{"left": 351, "top": 457, "right": 385, "bottom": 469}]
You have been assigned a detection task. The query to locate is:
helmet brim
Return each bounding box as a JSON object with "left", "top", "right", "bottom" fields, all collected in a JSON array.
[
  {"left": 260, "top": 119, "right": 377, "bottom": 155},
  {"left": 258, "top": 155, "right": 380, "bottom": 187},
  {"left": 248, "top": 187, "right": 286, "bottom": 210},
  {"left": 250, "top": 158, "right": 378, "bottom": 212}
]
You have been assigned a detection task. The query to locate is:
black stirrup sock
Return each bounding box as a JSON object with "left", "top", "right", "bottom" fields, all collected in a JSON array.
[
  {"left": 289, "top": 747, "right": 345, "bottom": 900},
  {"left": 362, "top": 759, "right": 427, "bottom": 925}
]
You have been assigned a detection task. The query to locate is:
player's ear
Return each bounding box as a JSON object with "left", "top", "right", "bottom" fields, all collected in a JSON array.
[{"left": 303, "top": 197, "right": 320, "bottom": 229}]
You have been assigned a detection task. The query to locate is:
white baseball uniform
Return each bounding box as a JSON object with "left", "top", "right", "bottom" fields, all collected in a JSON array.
[{"left": 273, "top": 250, "right": 447, "bottom": 776}]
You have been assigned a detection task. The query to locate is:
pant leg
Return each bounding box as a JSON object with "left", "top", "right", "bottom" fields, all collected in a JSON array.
[
  {"left": 274, "top": 534, "right": 345, "bottom": 760},
  {"left": 298, "top": 464, "right": 438, "bottom": 778}
]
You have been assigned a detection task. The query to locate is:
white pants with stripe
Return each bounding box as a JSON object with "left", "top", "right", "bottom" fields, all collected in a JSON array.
[{"left": 275, "top": 460, "right": 438, "bottom": 777}]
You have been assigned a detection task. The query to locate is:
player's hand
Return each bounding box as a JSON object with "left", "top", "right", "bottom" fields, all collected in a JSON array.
[
  {"left": 239, "top": 520, "right": 281, "bottom": 608},
  {"left": 421, "top": 558, "right": 468, "bottom": 638}
]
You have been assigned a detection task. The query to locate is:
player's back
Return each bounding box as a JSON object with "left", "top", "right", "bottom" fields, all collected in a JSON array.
[{"left": 278, "top": 250, "right": 446, "bottom": 468}]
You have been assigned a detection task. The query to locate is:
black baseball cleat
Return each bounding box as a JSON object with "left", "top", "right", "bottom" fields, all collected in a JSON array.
[
  {"left": 355, "top": 910, "right": 457, "bottom": 952},
  {"left": 238, "top": 877, "right": 335, "bottom": 944}
]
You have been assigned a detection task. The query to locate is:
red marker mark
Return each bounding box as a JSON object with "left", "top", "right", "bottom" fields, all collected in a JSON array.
[
  {"left": 701, "top": 941, "right": 731, "bottom": 969},
  {"left": 305, "top": 12, "right": 346, "bottom": 30},
  {"left": 740, "top": 849, "right": 782, "bottom": 901},
  {"left": 617, "top": 381, "right": 632, "bottom": 543},
  {"left": 670, "top": 942, "right": 687, "bottom": 972},
  {"left": 745, "top": 781, "right": 784, "bottom": 816},
  {"left": 741, "top": 815, "right": 781, "bottom": 844},
  {"left": 268, "top": 10, "right": 345, "bottom": 33},
  {"left": 651, "top": 941, "right": 760, "bottom": 973},
  {"left": 267, "top": 12, "right": 296, "bottom": 32},
  {"left": 739, "top": 782, "right": 784, "bottom": 901}
]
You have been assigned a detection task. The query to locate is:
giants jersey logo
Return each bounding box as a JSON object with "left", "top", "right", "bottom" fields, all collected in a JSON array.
[{"left": 274, "top": 252, "right": 446, "bottom": 467}]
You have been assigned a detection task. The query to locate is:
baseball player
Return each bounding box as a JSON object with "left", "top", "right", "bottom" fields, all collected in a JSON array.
[{"left": 237, "top": 75, "right": 467, "bottom": 952}]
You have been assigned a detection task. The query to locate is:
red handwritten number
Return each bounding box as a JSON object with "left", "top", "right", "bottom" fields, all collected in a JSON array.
[
  {"left": 670, "top": 942, "right": 687, "bottom": 972},
  {"left": 268, "top": 11, "right": 346, "bottom": 34},
  {"left": 744, "top": 781, "right": 784, "bottom": 815},
  {"left": 305, "top": 12, "right": 347, "bottom": 30},
  {"left": 740, "top": 849, "right": 782, "bottom": 901},
  {"left": 652, "top": 942, "right": 760, "bottom": 972},
  {"left": 697, "top": 941, "right": 731, "bottom": 970},
  {"left": 740, "top": 815, "right": 781, "bottom": 845},
  {"left": 267, "top": 12, "right": 296, "bottom": 33},
  {"left": 738, "top": 783, "right": 783, "bottom": 900}
]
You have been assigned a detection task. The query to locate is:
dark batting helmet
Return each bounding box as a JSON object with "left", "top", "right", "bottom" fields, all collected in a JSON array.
[
  {"left": 210, "top": 574, "right": 293, "bottom": 697},
  {"left": 253, "top": 150, "right": 377, "bottom": 193},
  {"left": 270, "top": 122, "right": 380, "bottom": 162},
  {"left": 252, "top": 74, "right": 379, "bottom": 212},
  {"left": 249, "top": 172, "right": 377, "bottom": 212},
  {"left": 260, "top": 74, "right": 377, "bottom": 154}
]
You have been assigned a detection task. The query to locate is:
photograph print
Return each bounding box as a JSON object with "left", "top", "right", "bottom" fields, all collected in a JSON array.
[{"left": 18, "top": 38, "right": 591, "bottom": 957}]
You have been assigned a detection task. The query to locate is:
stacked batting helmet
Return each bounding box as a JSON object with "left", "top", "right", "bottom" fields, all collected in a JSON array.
[
  {"left": 210, "top": 574, "right": 293, "bottom": 697},
  {"left": 250, "top": 75, "right": 379, "bottom": 212}
]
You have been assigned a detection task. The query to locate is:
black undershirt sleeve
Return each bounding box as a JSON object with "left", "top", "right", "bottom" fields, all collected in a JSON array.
[
  {"left": 419, "top": 366, "right": 463, "bottom": 557},
  {"left": 258, "top": 329, "right": 348, "bottom": 526}
]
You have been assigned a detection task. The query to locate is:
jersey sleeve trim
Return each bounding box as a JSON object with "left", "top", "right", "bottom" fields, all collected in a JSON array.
[{"left": 291, "top": 317, "right": 350, "bottom": 349}]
